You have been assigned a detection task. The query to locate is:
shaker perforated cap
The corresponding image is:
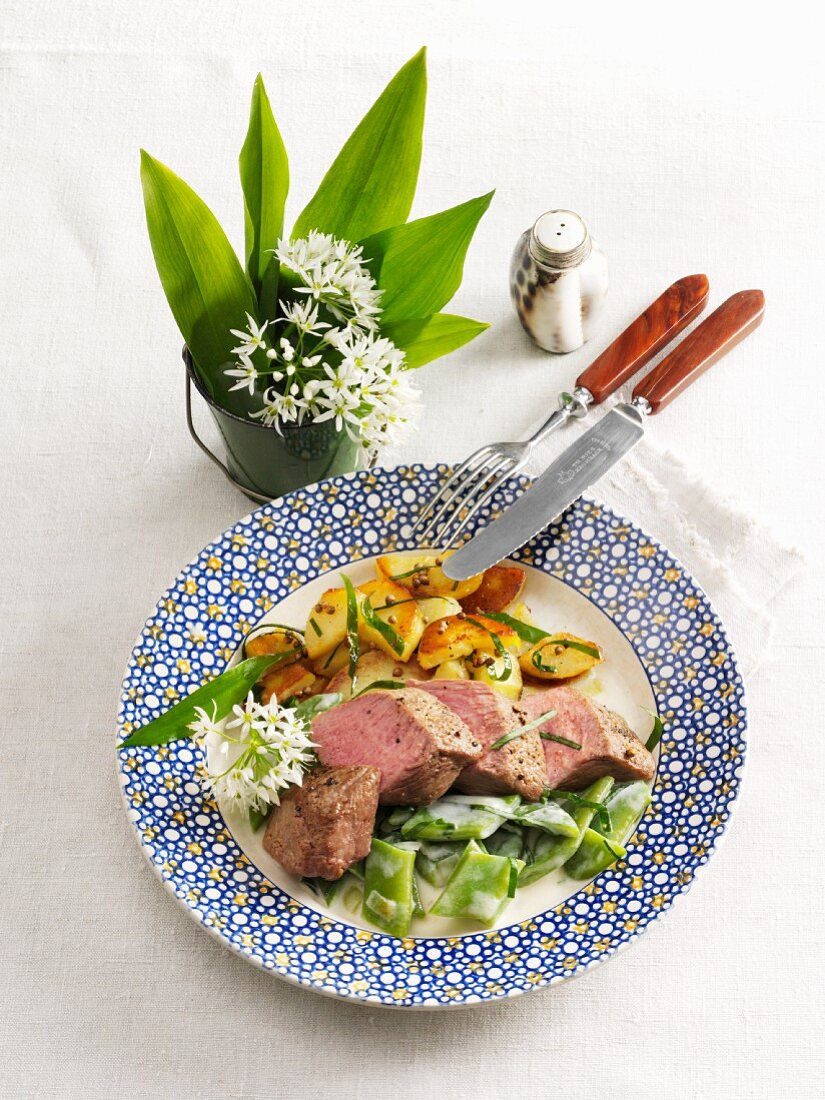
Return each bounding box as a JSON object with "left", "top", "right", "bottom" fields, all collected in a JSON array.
[{"left": 529, "top": 209, "right": 592, "bottom": 269}]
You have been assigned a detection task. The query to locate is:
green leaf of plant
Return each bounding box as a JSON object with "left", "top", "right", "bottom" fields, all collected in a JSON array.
[
  {"left": 118, "top": 654, "right": 287, "bottom": 748},
  {"left": 361, "top": 191, "right": 494, "bottom": 322},
  {"left": 382, "top": 313, "right": 489, "bottom": 369},
  {"left": 292, "top": 48, "right": 426, "bottom": 243},
  {"left": 140, "top": 150, "right": 256, "bottom": 401},
  {"left": 239, "top": 74, "right": 289, "bottom": 318}
]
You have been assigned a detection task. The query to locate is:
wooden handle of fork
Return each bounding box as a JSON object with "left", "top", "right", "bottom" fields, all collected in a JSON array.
[
  {"left": 633, "top": 289, "right": 765, "bottom": 413},
  {"left": 576, "top": 274, "right": 710, "bottom": 403}
]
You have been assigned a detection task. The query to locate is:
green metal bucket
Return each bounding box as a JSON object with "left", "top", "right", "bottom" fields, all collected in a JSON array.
[{"left": 184, "top": 350, "right": 361, "bottom": 502}]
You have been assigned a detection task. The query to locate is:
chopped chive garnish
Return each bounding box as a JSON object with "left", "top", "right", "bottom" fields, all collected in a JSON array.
[
  {"left": 361, "top": 595, "right": 406, "bottom": 656},
  {"left": 309, "top": 617, "right": 322, "bottom": 637},
  {"left": 645, "top": 713, "right": 664, "bottom": 752},
  {"left": 539, "top": 732, "right": 582, "bottom": 750},
  {"left": 341, "top": 574, "right": 360, "bottom": 692},
  {"left": 490, "top": 708, "right": 557, "bottom": 750},
  {"left": 370, "top": 598, "right": 417, "bottom": 611}
]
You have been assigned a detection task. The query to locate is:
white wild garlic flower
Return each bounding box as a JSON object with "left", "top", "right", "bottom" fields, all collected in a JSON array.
[
  {"left": 225, "top": 231, "right": 419, "bottom": 456},
  {"left": 189, "top": 692, "right": 316, "bottom": 815}
]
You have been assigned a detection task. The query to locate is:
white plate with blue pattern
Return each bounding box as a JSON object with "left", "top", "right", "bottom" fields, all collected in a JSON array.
[{"left": 117, "top": 463, "right": 747, "bottom": 1008}]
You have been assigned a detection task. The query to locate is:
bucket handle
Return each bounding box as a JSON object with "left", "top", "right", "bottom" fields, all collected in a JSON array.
[{"left": 185, "top": 368, "right": 272, "bottom": 504}]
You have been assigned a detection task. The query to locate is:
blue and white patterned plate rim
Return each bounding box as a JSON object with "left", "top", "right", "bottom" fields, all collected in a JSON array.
[{"left": 116, "top": 463, "right": 748, "bottom": 1009}]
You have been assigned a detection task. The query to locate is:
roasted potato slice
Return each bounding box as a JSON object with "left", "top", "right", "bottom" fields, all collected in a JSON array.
[
  {"left": 244, "top": 625, "right": 304, "bottom": 664},
  {"left": 433, "top": 658, "right": 470, "bottom": 681},
  {"left": 304, "top": 588, "right": 349, "bottom": 660},
  {"left": 259, "top": 661, "right": 318, "bottom": 704},
  {"left": 417, "top": 595, "right": 462, "bottom": 626},
  {"left": 375, "top": 551, "right": 482, "bottom": 601},
  {"left": 471, "top": 653, "right": 523, "bottom": 700},
  {"left": 356, "top": 578, "right": 425, "bottom": 662},
  {"left": 327, "top": 649, "right": 403, "bottom": 701},
  {"left": 416, "top": 613, "right": 520, "bottom": 669},
  {"left": 460, "top": 565, "right": 526, "bottom": 614},
  {"left": 520, "top": 632, "right": 604, "bottom": 681}
]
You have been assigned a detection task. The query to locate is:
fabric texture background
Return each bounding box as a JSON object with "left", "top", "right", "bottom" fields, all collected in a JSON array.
[{"left": 1, "top": 2, "right": 822, "bottom": 1098}]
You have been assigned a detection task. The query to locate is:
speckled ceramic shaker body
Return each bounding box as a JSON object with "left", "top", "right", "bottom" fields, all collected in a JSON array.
[{"left": 510, "top": 210, "right": 608, "bottom": 354}]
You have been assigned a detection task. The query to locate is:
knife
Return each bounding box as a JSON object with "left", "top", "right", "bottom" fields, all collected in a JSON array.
[
  {"left": 443, "top": 289, "right": 766, "bottom": 581},
  {"left": 413, "top": 274, "right": 710, "bottom": 543}
]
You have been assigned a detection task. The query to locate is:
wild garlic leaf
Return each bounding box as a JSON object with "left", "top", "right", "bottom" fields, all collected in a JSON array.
[
  {"left": 292, "top": 49, "right": 426, "bottom": 242},
  {"left": 118, "top": 654, "right": 286, "bottom": 748},
  {"left": 140, "top": 151, "right": 256, "bottom": 409},
  {"left": 360, "top": 191, "right": 494, "bottom": 323},
  {"left": 239, "top": 74, "right": 289, "bottom": 318},
  {"left": 381, "top": 313, "right": 489, "bottom": 369}
]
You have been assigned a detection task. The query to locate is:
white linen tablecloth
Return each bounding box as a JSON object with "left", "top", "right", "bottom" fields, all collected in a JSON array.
[{"left": 1, "top": 3, "right": 823, "bottom": 1097}]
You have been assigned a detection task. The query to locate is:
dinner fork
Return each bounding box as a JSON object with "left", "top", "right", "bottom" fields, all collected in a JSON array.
[{"left": 411, "top": 274, "right": 709, "bottom": 548}]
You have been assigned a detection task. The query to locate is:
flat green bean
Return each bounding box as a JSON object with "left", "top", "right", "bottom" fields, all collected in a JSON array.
[
  {"left": 519, "top": 776, "right": 615, "bottom": 886},
  {"left": 564, "top": 828, "right": 628, "bottom": 879},
  {"left": 415, "top": 841, "right": 464, "bottom": 887},
  {"left": 516, "top": 800, "right": 579, "bottom": 837},
  {"left": 401, "top": 800, "right": 504, "bottom": 841},
  {"left": 484, "top": 827, "right": 524, "bottom": 860},
  {"left": 363, "top": 838, "right": 417, "bottom": 937},
  {"left": 564, "top": 780, "right": 651, "bottom": 879},
  {"left": 431, "top": 839, "right": 524, "bottom": 925}
]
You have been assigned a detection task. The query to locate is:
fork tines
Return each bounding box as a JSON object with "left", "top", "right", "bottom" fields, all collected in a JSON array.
[{"left": 410, "top": 448, "right": 519, "bottom": 549}]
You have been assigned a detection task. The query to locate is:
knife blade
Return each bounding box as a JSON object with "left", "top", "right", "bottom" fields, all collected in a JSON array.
[{"left": 443, "top": 289, "right": 765, "bottom": 580}]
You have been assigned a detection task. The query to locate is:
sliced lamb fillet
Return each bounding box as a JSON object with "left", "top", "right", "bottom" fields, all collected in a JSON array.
[
  {"left": 416, "top": 680, "right": 545, "bottom": 801},
  {"left": 516, "top": 686, "right": 655, "bottom": 790},
  {"left": 263, "top": 764, "right": 380, "bottom": 880},
  {"left": 311, "top": 687, "right": 481, "bottom": 805}
]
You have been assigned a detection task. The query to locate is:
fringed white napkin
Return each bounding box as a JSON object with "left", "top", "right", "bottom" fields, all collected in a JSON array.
[{"left": 526, "top": 427, "right": 804, "bottom": 678}]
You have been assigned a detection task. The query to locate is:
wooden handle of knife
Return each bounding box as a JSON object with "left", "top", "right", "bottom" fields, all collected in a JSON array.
[
  {"left": 633, "top": 289, "right": 765, "bottom": 413},
  {"left": 575, "top": 274, "right": 709, "bottom": 403}
]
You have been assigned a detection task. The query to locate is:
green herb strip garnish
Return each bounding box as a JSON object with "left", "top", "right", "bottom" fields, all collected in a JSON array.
[
  {"left": 370, "top": 598, "right": 417, "bottom": 612},
  {"left": 309, "top": 617, "right": 322, "bottom": 637},
  {"left": 545, "top": 637, "right": 602, "bottom": 659},
  {"left": 465, "top": 617, "right": 515, "bottom": 682},
  {"left": 389, "top": 564, "right": 428, "bottom": 581},
  {"left": 341, "top": 574, "right": 360, "bottom": 692},
  {"left": 361, "top": 595, "right": 406, "bottom": 656},
  {"left": 352, "top": 680, "right": 406, "bottom": 699},
  {"left": 645, "top": 713, "right": 664, "bottom": 752},
  {"left": 546, "top": 788, "right": 611, "bottom": 831},
  {"left": 540, "top": 732, "right": 582, "bottom": 750},
  {"left": 532, "top": 649, "right": 558, "bottom": 674},
  {"left": 241, "top": 622, "right": 304, "bottom": 659},
  {"left": 507, "top": 858, "right": 520, "bottom": 898},
  {"left": 118, "top": 653, "right": 291, "bottom": 748},
  {"left": 490, "top": 708, "right": 557, "bottom": 751},
  {"left": 483, "top": 611, "right": 548, "bottom": 646},
  {"left": 322, "top": 640, "right": 345, "bottom": 671},
  {"left": 602, "top": 838, "right": 624, "bottom": 860}
]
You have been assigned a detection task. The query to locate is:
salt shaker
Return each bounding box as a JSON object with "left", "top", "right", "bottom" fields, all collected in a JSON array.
[{"left": 510, "top": 209, "right": 608, "bottom": 354}]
